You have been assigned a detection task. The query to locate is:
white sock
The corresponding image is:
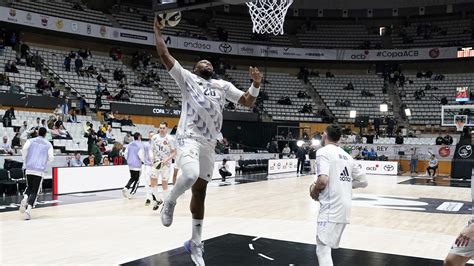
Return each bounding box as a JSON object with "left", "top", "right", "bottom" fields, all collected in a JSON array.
[
  {"left": 26, "top": 205, "right": 32, "bottom": 213},
  {"left": 192, "top": 219, "right": 203, "bottom": 244},
  {"left": 162, "top": 188, "right": 168, "bottom": 200},
  {"left": 316, "top": 237, "right": 333, "bottom": 266},
  {"left": 145, "top": 185, "right": 152, "bottom": 200},
  {"left": 152, "top": 186, "right": 160, "bottom": 201}
]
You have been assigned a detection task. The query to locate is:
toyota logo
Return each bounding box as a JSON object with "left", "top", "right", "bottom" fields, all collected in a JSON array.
[
  {"left": 219, "top": 43, "right": 232, "bottom": 53},
  {"left": 383, "top": 165, "right": 394, "bottom": 172}
]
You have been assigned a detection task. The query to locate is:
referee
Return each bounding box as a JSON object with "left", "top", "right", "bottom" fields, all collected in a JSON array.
[{"left": 19, "top": 127, "right": 54, "bottom": 220}]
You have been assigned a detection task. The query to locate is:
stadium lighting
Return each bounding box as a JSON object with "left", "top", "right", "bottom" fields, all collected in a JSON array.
[
  {"left": 311, "top": 139, "right": 321, "bottom": 146},
  {"left": 296, "top": 140, "right": 304, "bottom": 147},
  {"left": 405, "top": 108, "right": 412, "bottom": 116},
  {"left": 380, "top": 103, "right": 388, "bottom": 112},
  {"left": 349, "top": 110, "right": 357, "bottom": 118}
]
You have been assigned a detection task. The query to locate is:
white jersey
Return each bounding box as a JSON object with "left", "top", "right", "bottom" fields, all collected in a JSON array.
[
  {"left": 150, "top": 133, "right": 175, "bottom": 166},
  {"left": 316, "top": 144, "right": 367, "bottom": 224},
  {"left": 169, "top": 61, "right": 244, "bottom": 142}
]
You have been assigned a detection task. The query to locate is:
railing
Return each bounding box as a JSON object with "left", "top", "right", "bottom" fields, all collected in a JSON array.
[{"left": 42, "top": 62, "right": 81, "bottom": 97}]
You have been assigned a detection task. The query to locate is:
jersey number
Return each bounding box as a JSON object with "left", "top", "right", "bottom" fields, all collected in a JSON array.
[{"left": 204, "top": 88, "right": 216, "bottom": 97}]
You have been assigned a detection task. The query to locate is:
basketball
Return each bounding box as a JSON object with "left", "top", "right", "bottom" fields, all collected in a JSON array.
[
  {"left": 153, "top": 161, "right": 163, "bottom": 170},
  {"left": 156, "top": 11, "right": 181, "bottom": 28}
]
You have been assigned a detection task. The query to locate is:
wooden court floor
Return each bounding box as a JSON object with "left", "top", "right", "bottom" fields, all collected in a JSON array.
[{"left": 0, "top": 174, "right": 472, "bottom": 265}]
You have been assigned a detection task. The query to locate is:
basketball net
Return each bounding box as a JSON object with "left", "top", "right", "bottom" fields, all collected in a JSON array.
[
  {"left": 246, "top": 0, "right": 293, "bottom": 35},
  {"left": 455, "top": 119, "right": 466, "bottom": 132}
]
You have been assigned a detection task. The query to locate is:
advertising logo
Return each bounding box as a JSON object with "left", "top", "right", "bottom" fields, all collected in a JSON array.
[
  {"left": 458, "top": 145, "right": 472, "bottom": 159},
  {"left": 41, "top": 15, "right": 49, "bottom": 27},
  {"left": 219, "top": 43, "right": 232, "bottom": 53},
  {"left": 183, "top": 41, "right": 211, "bottom": 50},
  {"left": 383, "top": 165, "right": 394, "bottom": 172},
  {"left": 438, "top": 146, "right": 451, "bottom": 157},
  {"left": 26, "top": 12, "right": 32, "bottom": 21},
  {"left": 9, "top": 9, "right": 16, "bottom": 17},
  {"left": 55, "top": 19, "right": 64, "bottom": 30},
  {"left": 99, "top": 26, "right": 107, "bottom": 37},
  {"left": 429, "top": 48, "right": 440, "bottom": 58},
  {"left": 71, "top": 22, "right": 78, "bottom": 32},
  {"left": 350, "top": 50, "right": 369, "bottom": 60},
  {"left": 86, "top": 24, "right": 92, "bottom": 34}
]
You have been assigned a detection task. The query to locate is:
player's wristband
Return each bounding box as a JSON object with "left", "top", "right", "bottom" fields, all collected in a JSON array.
[{"left": 249, "top": 84, "right": 260, "bottom": 97}]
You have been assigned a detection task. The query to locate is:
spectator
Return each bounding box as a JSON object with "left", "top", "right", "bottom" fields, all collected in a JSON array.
[
  {"left": 91, "top": 139, "right": 103, "bottom": 165},
  {"left": 426, "top": 154, "right": 438, "bottom": 178},
  {"left": 344, "top": 82, "right": 354, "bottom": 90},
  {"left": 83, "top": 153, "right": 96, "bottom": 166},
  {"left": 0, "top": 136, "right": 13, "bottom": 155},
  {"left": 20, "top": 42, "right": 30, "bottom": 59},
  {"left": 435, "top": 133, "right": 444, "bottom": 145},
  {"left": 32, "top": 51, "right": 43, "bottom": 72},
  {"left": 109, "top": 142, "right": 125, "bottom": 165},
  {"left": 64, "top": 56, "right": 71, "bottom": 71},
  {"left": 367, "top": 148, "right": 378, "bottom": 160},
  {"left": 2, "top": 107, "right": 15, "bottom": 127},
  {"left": 69, "top": 152, "right": 85, "bottom": 167},
  {"left": 218, "top": 159, "right": 232, "bottom": 182},
  {"left": 387, "top": 117, "right": 395, "bottom": 137},
  {"left": 97, "top": 73, "right": 107, "bottom": 83},
  {"left": 282, "top": 143, "right": 291, "bottom": 157},
  {"left": 296, "top": 145, "right": 306, "bottom": 175},
  {"left": 95, "top": 85, "right": 103, "bottom": 111},
  {"left": 361, "top": 89, "right": 374, "bottom": 97},
  {"left": 79, "top": 95, "right": 87, "bottom": 115},
  {"left": 5, "top": 60, "right": 19, "bottom": 73},
  {"left": 121, "top": 115, "right": 134, "bottom": 126},
  {"left": 277, "top": 96, "right": 292, "bottom": 105},
  {"left": 308, "top": 146, "right": 316, "bottom": 174},
  {"left": 105, "top": 126, "right": 115, "bottom": 143},
  {"left": 68, "top": 109, "right": 78, "bottom": 123},
  {"left": 75, "top": 57, "right": 83, "bottom": 76},
  {"left": 0, "top": 73, "right": 10, "bottom": 86},
  {"left": 373, "top": 117, "right": 381, "bottom": 136},
  {"left": 443, "top": 134, "right": 453, "bottom": 145},
  {"left": 19, "top": 121, "right": 28, "bottom": 134},
  {"left": 11, "top": 132, "right": 21, "bottom": 148},
  {"left": 395, "top": 132, "right": 404, "bottom": 144},
  {"left": 0, "top": 37, "right": 4, "bottom": 57},
  {"left": 123, "top": 132, "right": 133, "bottom": 144},
  {"left": 409, "top": 148, "right": 418, "bottom": 174},
  {"left": 361, "top": 147, "right": 369, "bottom": 159},
  {"left": 53, "top": 104, "right": 63, "bottom": 119}
]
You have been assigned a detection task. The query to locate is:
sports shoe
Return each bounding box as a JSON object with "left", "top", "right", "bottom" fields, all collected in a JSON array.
[
  {"left": 153, "top": 199, "right": 163, "bottom": 211},
  {"left": 145, "top": 199, "right": 151, "bottom": 206},
  {"left": 184, "top": 240, "right": 205, "bottom": 266},
  {"left": 161, "top": 200, "right": 176, "bottom": 227},
  {"left": 24, "top": 211, "right": 31, "bottom": 220},
  {"left": 122, "top": 188, "right": 130, "bottom": 199},
  {"left": 19, "top": 197, "right": 27, "bottom": 213}
]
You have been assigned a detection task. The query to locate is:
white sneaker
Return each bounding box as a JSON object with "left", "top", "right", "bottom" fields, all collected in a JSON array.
[
  {"left": 122, "top": 188, "right": 130, "bottom": 199},
  {"left": 19, "top": 197, "right": 27, "bottom": 213},
  {"left": 184, "top": 240, "right": 205, "bottom": 266},
  {"left": 161, "top": 200, "right": 176, "bottom": 227},
  {"left": 24, "top": 211, "right": 31, "bottom": 220}
]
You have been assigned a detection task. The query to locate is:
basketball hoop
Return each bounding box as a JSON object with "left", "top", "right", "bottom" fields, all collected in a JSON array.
[
  {"left": 246, "top": 0, "right": 293, "bottom": 35},
  {"left": 455, "top": 115, "right": 467, "bottom": 132}
]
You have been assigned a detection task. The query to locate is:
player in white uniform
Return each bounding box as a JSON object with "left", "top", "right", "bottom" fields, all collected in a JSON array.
[
  {"left": 153, "top": 17, "right": 262, "bottom": 266},
  {"left": 150, "top": 122, "right": 176, "bottom": 211},
  {"left": 310, "top": 124, "right": 368, "bottom": 266},
  {"left": 139, "top": 131, "right": 156, "bottom": 206},
  {"left": 444, "top": 169, "right": 474, "bottom": 266}
]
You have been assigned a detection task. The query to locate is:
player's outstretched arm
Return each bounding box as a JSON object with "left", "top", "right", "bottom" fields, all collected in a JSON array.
[
  {"left": 153, "top": 17, "right": 176, "bottom": 71},
  {"left": 238, "top": 66, "right": 263, "bottom": 107}
]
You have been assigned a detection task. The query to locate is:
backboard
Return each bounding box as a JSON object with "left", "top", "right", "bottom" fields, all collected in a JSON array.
[
  {"left": 152, "top": 0, "right": 247, "bottom": 13},
  {"left": 441, "top": 105, "right": 474, "bottom": 127}
]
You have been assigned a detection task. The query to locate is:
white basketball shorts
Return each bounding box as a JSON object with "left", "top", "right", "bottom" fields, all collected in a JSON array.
[{"left": 176, "top": 138, "right": 215, "bottom": 182}]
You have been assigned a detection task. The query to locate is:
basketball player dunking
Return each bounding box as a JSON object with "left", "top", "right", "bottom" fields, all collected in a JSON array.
[
  {"left": 153, "top": 17, "right": 262, "bottom": 265},
  {"left": 310, "top": 124, "right": 368, "bottom": 266}
]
